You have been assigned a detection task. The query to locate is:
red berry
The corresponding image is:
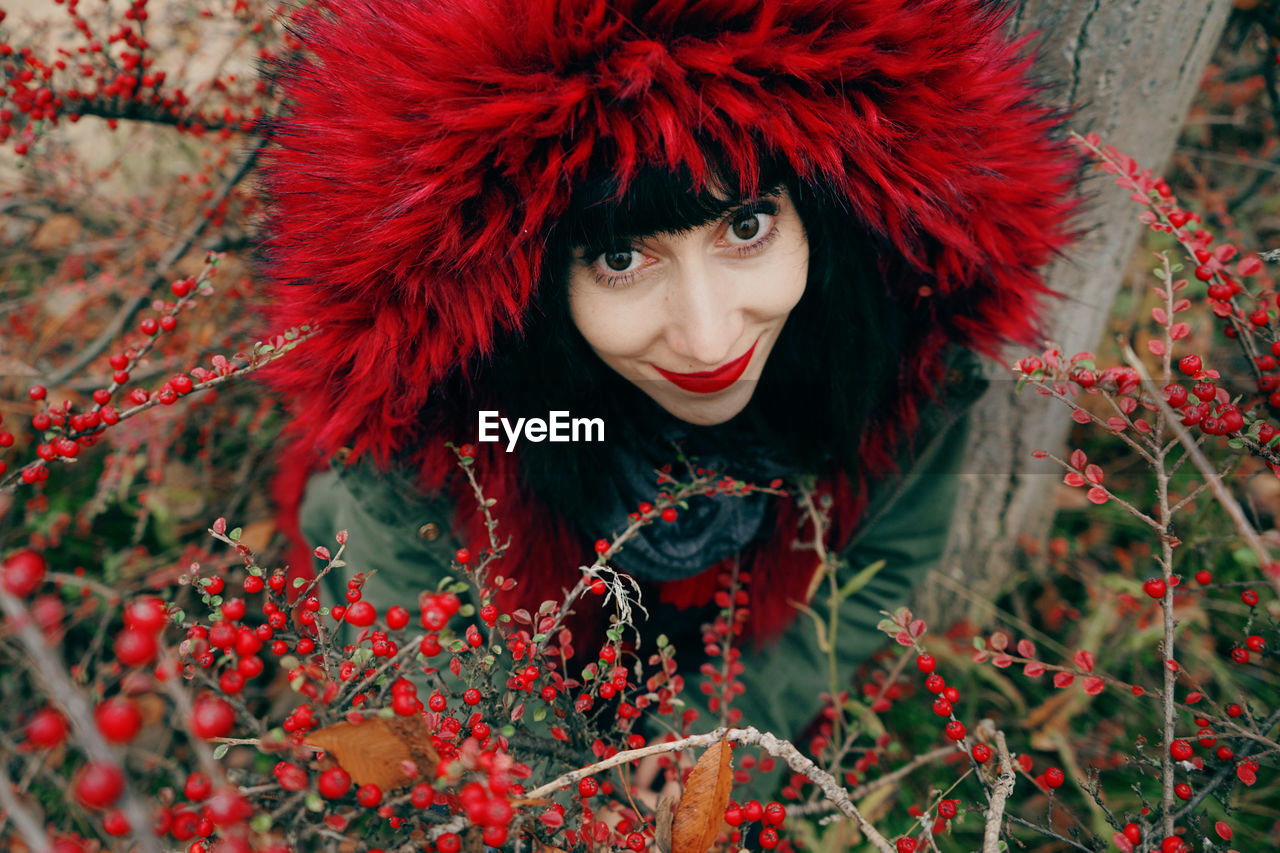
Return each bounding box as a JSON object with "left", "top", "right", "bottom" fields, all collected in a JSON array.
[
  {"left": 1245, "top": 635, "right": 1264, "bottom": 652},
  {"left": 103, "top": 809, "right": 131, "bottom": 836},
  {"left": 1043, "top": 766, "right": 1064, "bottom": 788},
  {"left": 1241, "top": 589, "right": 1259, "bottom": 606},
  {"left": 356, "top": 783, "right": 382, "bottom": 807},
  {"left": 455, "top": 548, "right": 471, "bottom": 564},
  {"left": 190, "top": 697, "right": 234, "bottom": 739},
  {"left": 1226, "top": 703, "right": 1243, "bottom": 717},
  {"left": 94, "top": 698, "right": 142, "bottom": 744},
  {"left": 944, "top": 720, "right": 966, "bottom": 741},
  {"left": 916, "top": 653, "right": 936, "bottom": 674},
  {"left": 1161, "top": 837, "right": 1187, "bottom": 853},
  {"left": 2, "top": 550, "right": 48, "bottom": 597},
  {"left": 463, "top": 688, "right": 482, "bottom": 706},
  {"left": 937, "top": 799, "right": 957, "bottom": 820},
  {"left": 1123, "top": 823, "right": 1141, "bottom": 844},
  {"left": 74, "top": 761, "right": 125, "bottom": 810},
  {"left": 931, "top": 697, "right": 951, "bottom": 716},
  {"left": 1230, "top": 647, "right": 1250, "bottom": 664},
  {"left": 386, "top": 605, "right": 410, "bottom": 630},
  {"left": 594, "top": 539, "right": 609, "bottom": 554},
  {"left": 1174, "top": 783, "right": 1192, "bottom": 800},
  {"left": 139, "top": 317, "right": 158, "bottom": 335},
  {"left": 762, "top": 801, "right": 786, "bottom": 826},
  {"left": 759, "top": 828, "right": 779, "bottom": 849},
  {"left": 724, "top": 805, "right": 744, "bottom": 826},
  {"left": 743, "top": 800, "right": 764, "bottom": 822},
  {"left": 114, "top": 627, "right": 158, "bottom": 667},
  {"left": 1178, "top": 355, "right": 1202, "bottom": 375},
  {"left": 1142, "top": 578, "right": 1167, "bottom": 599},
  {"left": 344, "top": 600, "right": 376, "bottom": 627},
  {"left": 896, "top": 838, "right": 917, "bottom": 853},
  {"left": 1170, "top": 739, "right": 1193, "bottom": 761},
  {"left": 661, "top": 507, "right": 678, "bottom": 522},
  {"left": 318, "top": 767, "right": 351, "bottom": 799},
  {"left": 1195, "top": 569, "right": 1212, "bottom": 585},
  {"left": 184, "top": 772, "right": 212, "bottom": 801},
  {"left": 437, "top": 833, "right": 461, "bottom": 853},
  {"left": 578, "top": 776, "right": 599, "bottom": 797},
  {"left": 971, "top": 743, "right": 990, "bottom": 763},
  {"left": 25, "top": 707, "right": 68, "bottom": 748},
  {"left": 28, "top": 385, "right": 47, "bottom": 401}
]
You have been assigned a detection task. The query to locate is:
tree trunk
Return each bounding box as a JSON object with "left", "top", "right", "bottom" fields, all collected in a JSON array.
[{"left": 920, "top": 0, "right": 1235, "bottom": 622}]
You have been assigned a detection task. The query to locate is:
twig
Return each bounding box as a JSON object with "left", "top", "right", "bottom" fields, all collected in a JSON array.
[
  {"left": 983, "top": 731, "right": 1016, "bottom": 853},
  {"left": 788, "top": 746, "right": 956, "bottom": 817},
  {"left": 519, "top": 726, "right": 897, "bottom": 853},
  {"left": 0, "top": 753, "right": 50, "bottom": 853}
]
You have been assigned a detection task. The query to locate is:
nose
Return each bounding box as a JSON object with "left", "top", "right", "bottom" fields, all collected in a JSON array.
[{"left": 664, "top": 259, "right": 744, "bottom": 367}]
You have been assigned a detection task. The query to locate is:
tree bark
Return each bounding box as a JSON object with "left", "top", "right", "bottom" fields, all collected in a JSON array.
[{"left": 921, "top": 0, "right": 1235, "bottom": 622}]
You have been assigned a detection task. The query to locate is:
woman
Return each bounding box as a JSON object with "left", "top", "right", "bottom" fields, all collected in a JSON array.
[{"left": 259, "top": 0, "right": 1077, "bottom": 743}]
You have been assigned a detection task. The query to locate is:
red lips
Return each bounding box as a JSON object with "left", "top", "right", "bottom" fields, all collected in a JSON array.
[{"left": 653, "top": 341, "right": 758, "bottom": 394}]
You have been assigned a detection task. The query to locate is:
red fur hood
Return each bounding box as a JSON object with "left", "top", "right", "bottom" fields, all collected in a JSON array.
[{"left": 258, "top": 0, "right": 1078, "bottom": 462}]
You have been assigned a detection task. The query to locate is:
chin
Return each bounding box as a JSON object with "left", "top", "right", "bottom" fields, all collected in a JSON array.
[{"left": 650, "top": 387, "right": 755, "bottom": 427}]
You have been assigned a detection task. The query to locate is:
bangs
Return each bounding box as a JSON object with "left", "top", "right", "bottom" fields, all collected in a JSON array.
[{"left": 558, "top": 155, "right": 791, "bottom": 251}]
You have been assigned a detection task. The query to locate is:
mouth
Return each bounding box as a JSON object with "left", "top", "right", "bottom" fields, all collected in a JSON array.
[{"left": 653, "top": 340, "right": 758, "bottom": 394}]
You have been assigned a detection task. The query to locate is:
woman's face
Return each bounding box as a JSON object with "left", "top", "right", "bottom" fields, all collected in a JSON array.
[{"left": 567, "top": 188, "right": 809, "bottom": 426}]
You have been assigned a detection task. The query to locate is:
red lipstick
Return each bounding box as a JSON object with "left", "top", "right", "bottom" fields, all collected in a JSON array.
[{"left": 653, "top": 341, "right": 757, "bottom": 394}]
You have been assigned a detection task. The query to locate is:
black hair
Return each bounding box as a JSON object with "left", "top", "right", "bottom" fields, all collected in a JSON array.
[{"left": 420, "top": 150, "right": 910, "bottom": 534}]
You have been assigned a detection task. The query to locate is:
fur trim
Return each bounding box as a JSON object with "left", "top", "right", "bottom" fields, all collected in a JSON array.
[{"left": 259, "top": 0, "right": 1078, "bottom": 464}]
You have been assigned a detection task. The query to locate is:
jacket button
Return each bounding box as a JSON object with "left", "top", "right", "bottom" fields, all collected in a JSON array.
[{"left": 418, "top": 522, "right": 440, "bottom": 542}]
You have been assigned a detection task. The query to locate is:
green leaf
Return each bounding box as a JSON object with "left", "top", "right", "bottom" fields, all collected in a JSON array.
[
  {"left": 1227, "top": 438, "right": 1244, "bottom": 450},
  {"left": 500, "top": 724, "right": 516, "bottom": 737},
  {"left": 459, "top": 603, "right": 475, "bottom": 617},
  {"left": 482, "top": 655, "right": 495, "bottom": 668},
  {"left": 581, "top": 668, "right": 595, "bottom": 681},
  {"left": 292, "top": 577, "right": 307, "bottom": 588},
  {"left": 837, "top": 560, "right": 886, "bottom": 600},
  {"left": 248, "top": 565, "right": 262, "bottom": 576},
  {"left": 656, "top": 634, "right": 669, "bottom": 648},
  {"left": 531, "top": 633, "right": 547, "bottom": 643},
  {"left": 250, "top": 813, "right": 273, "bottom": 833},
  {"left": 533, "top": 707, "right": 547, "bottom": 722},
  {"left": 491, "top": 645, "right": 504, "bottom": 655},
  {"left": 213, "top": 743, "right": 230, "bottom": 760},
  {"left": 305, "top": 791, "right": 324, "bottom": 812},
  {"left": 229, "top": 527, "right": 242, "bottom": 541},
  {"left": 1232, "top": 547, "right": 1259, "bottom": 569}
]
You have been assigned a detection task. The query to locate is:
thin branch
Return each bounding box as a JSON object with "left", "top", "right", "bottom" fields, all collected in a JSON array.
[{"left": 983, "top": 731, "right": 1016, "bottom": 853}]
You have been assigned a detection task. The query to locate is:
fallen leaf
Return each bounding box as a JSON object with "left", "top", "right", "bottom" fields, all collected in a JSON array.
[
  {"left": 671, "top": 738, "right": 733, "bottom": 853},
  {"left": 305, "top": 715, "right": 438, "bottom": 791}
]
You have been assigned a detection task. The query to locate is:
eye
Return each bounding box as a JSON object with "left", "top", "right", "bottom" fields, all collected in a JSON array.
[
  {"left": 602, "top": 250, "right": 638, "bottom": 272},
  {"left": 726, "top": 210, "right": 775, "bottom": 244}
]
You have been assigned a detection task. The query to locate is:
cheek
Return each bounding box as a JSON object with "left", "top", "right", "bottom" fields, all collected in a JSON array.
[{"left": 568, "top": 286, "right": 653, "bottom": 362}]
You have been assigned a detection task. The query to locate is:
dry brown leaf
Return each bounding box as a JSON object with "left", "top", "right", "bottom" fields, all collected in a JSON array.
[
  {"left": 237, "top": 519, "right": 276, "bottom": 554},
  {"left": 305, "top": 715, "right": 439, "bottom": 792},
  {"left": 29, "top": 214, "right": 83, "bottom": 250},
  {"left": 671, "top": 738, "right": 733, "bottom": 853}
]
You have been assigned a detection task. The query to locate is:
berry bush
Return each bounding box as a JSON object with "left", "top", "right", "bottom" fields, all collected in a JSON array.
[{"left": 2, "top": 3, "right": 1279, "bottom": 852}]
